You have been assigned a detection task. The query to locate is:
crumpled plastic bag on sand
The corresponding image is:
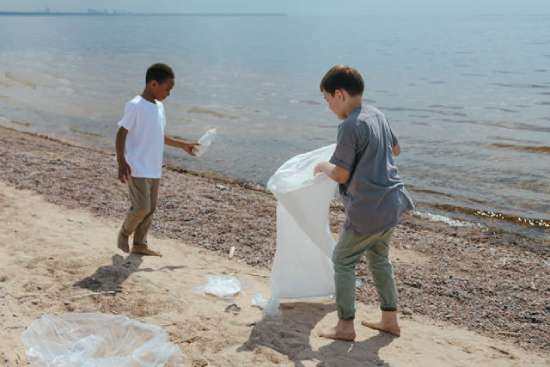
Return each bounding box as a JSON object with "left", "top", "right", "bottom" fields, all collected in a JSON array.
[
  {"left": 22, "top": 313, "right": 184, "bottom": 367},
  {"left": 194, "top": 275, "right": 241, "bottom": 298}
]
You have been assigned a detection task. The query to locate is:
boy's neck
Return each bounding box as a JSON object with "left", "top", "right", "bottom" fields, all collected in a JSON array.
[
  {"left": 141, "top": 88, "right": 156, "bottom": 104},
  {"left": 342, "top": 95, "right": 363, "bottom": 118}
]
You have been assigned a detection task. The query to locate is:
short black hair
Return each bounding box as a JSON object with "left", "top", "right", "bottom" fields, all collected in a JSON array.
[
  {"left": 320, "top": 65, "right": 364, "bottom": 96},
  {"left": 146, "top": 63, "right": 175, "bottom": 84}
]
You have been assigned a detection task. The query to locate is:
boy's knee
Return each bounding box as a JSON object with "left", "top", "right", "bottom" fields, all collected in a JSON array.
[
  {"left": 367, "top": 255, "right": 392, "bottom": 270},
  {"left": 332, "top": 250, "right": 344, "bottom": 265},
  {"left": 132, "top": 205, "right": 151, "bottom": 218},
  {"left": 332, "top": 251, "right": 356, "bottom": 271}
]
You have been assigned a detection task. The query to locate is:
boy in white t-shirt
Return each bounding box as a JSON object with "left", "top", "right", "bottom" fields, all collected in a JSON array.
[{"left": 115, "top": 63, "right": 198, "bottom": 256}]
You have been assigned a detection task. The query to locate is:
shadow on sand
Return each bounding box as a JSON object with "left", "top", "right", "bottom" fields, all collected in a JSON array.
[
  {"left": 74, "top": 254, "right": 185, "bottom": 293},
  {"left": 238, "top": 302, "right": 396, "bottom": 366}
]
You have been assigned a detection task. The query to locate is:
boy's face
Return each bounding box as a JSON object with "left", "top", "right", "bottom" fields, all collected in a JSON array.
[
  {"left": 150, "top": 78, "right": 175, "bottom": 101},
  {"left": 323, "top": 90, "right": 347, "bottom": 120}
]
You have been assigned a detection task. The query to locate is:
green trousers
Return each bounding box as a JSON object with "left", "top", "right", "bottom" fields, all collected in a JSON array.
[{"left": 332, "top": 228, "right": 398, "bottom": 320}]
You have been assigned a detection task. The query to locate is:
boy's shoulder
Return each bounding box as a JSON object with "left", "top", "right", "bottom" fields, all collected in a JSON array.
[
  {"left": 360, "top": 104, "right": 385, "bottom": 120},
  {"left": 126, "top": 96, "right": 164, "bottom": 109},
  {"left": 346, "top": 104, "right": 386, "bottom": 130},
  {"left": 126, "top": 95, "right": 143, "bottom": 107},
  {"left": 122, "top": 96, "right": 143, "bottom": 113},
  {"left": 341, "top": 104, "right": 382, "bottom": 128},
  {"left": 124, "top": 96, "right": 165, "bottom": 114}
]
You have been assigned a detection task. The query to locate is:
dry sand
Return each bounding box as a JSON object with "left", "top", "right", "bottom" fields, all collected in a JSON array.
[{"left": 1, "top": 182, "right": 549, "bottom": 366}]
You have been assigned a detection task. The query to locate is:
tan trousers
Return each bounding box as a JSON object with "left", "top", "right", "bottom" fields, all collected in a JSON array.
[{"left": 120, "top": 177, "right": 160, "bottom": 245}]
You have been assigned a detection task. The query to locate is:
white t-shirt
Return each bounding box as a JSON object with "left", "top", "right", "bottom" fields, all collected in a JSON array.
[{"left": 117, "top": 95, "right": 166, "bottom": 179}]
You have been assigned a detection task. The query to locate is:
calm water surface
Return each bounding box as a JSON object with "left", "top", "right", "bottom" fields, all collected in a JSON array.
[{"left": 0, "top": 15, "right": 548, "bottom": 238}]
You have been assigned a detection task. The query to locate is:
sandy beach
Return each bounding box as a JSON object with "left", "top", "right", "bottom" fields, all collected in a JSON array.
[{"left": 0, "top": 125, "right": 549, "bottom": 366}]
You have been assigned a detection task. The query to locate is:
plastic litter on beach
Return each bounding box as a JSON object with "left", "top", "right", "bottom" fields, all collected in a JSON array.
[
  {"left": 22, "top": 313, "right": 184, "bottom": 367},
  {"left": 193, "top": 128, "right": 217, "bottom": 157},
  {"left": 195, "top": 275, "right": 241, "bottom": 298},
  {"left": 262, "top": 298, "right": 282, "bottom": 318},
  {"left": 251, "top": 293, "right": 269, "bottom": 310},
  {"left": 215, "top": 183, "right": 228, "bottom": 191}
]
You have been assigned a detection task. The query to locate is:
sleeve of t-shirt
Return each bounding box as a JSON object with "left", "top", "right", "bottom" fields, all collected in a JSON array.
[
  {"left": 117, "top": 102, "right": 137, "bottom": 131},
  {"left": 158, "top": 102, "right": 167, "bottom": 129},
  {"left": 329, "top": 123, "right": 357, "bottom": 172},
  {"left": 390, "top": 126, "right": 399, "bottom": 147}
]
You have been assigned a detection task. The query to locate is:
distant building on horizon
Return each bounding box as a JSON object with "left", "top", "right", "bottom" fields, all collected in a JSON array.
[{"left": 87, "top": 8, "right": 108, "bottom": 14}]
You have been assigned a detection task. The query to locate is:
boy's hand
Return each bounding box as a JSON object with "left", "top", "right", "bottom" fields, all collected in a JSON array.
[
  {"left": 118, "top": 160, "right": 131, "bottom": 183},
  {"left": 314, "top": 162, "right": 327, "bottom": 176},
  {"left": 314, "top": 161, "right": 350, "bottom": 184},
  {"left": 183, "top": 142, "right": 200, "bottom": 156},
  {"left": 165, "top": 135, "right": 200, "bottom": 156}
]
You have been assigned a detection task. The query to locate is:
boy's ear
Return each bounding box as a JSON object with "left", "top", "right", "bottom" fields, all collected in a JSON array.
[{"left": 338, "top": 89, "right": 352, "bottom": 101}]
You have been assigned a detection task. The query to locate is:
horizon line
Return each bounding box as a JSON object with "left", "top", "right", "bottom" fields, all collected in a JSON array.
[{"left": 0, "top": 11, "right": 288, "bottom": 17}]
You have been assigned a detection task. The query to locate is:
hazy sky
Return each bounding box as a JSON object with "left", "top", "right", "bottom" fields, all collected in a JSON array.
[{"left": 2, "top": 0, "right": 550, "bottom": 15}]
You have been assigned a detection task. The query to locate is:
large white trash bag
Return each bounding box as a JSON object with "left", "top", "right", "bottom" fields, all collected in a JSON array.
[
  {"left": 267, "top": 144, "right": 337, "bottom": 300},
  {"left": 22, "top": 313, "right": 184, "bottom": 367}
]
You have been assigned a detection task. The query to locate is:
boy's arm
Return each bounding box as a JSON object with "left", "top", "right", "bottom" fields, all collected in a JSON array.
[
  {"left": 392, "top": 144, "right": 401, "bottom": 157},
  {"left": 315, "top": 122, "right": 356, "bottom": 184},
  {"left": 389, "top": 125, "right": 400, "bottom": 156},
  {"left": 165, "top": 135, "right": 199, "bottom": 156},
  {"left": 314, "top": 162, "right": 350, "bottom": 184},
  {"left": 116, "top": 127, "right": 131, "bottom": 183}
]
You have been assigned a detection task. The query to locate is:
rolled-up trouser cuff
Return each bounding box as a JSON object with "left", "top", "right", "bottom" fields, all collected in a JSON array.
[
  {"left": 380, "top": 306, "right": 397, "bottom": 312},
  {"left": 339, "top": 315, "right": 355, "bottom": 321}
]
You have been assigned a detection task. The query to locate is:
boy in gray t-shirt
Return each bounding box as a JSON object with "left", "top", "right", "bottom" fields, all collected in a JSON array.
[{"left": 314, "top": 65, "right": 414, "bottom": 341}]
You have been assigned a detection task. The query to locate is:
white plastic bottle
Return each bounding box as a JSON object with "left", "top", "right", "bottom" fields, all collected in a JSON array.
[{"left": 193, "top": 128, "right": 217, "bottom": 157}]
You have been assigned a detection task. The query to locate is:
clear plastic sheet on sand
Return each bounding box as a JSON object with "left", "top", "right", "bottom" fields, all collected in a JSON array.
[{"left": 22, "top": 313, "right": 184, "bottom": 367}]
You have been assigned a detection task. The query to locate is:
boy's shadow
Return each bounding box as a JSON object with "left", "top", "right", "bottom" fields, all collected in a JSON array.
[
  {"left": 238, "top": 302, "right": 394, "bottom": 366},
  {"left": 74, "top": 254, "right": 185, "bottom": 293}
]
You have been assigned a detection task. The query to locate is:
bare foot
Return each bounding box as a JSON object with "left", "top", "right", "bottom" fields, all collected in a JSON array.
[
  {"left": 117, "top": 232, "right": 129, "bottom": 253},
  {"left": 131, "top": 244, "right": 162, "bottom": 257},
  {"left": 361, "top": 320, "right": 401, "bottom": 337},
  {"left": 318, "top": 319, "right": 356, "bottom": 341}
]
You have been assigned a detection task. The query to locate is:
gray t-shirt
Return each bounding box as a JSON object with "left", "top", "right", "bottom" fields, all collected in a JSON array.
[{"left": 329, "top": 103, "right": 414, "bottom": 236}]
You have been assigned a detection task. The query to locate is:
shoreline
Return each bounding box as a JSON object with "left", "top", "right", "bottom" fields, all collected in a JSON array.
[
  {"left": 0, "top": 125, "right": 548, "bottom": 353},
  {"left": 3, "top": 121, "right": 548, "bottom": 239}
]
